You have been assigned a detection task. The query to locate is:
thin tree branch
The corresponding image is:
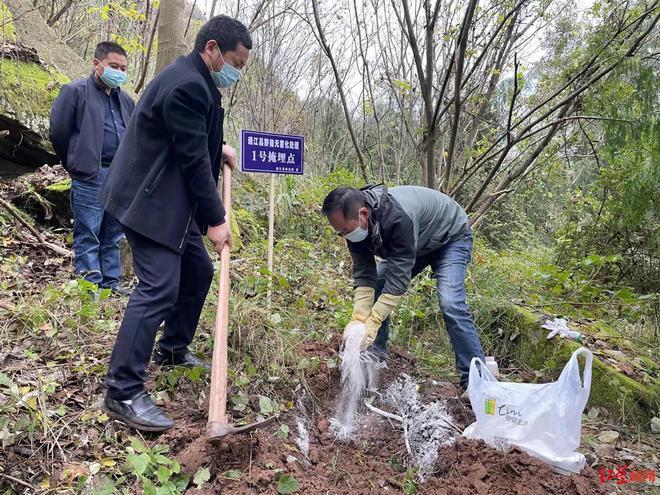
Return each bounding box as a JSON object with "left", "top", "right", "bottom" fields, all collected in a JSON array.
[
  {"left": 0, "top": 197, "right": 72, "bottom": 258},
  {"left": 311, "top": 0, "right": 369, "bottom": 182},
  {"left": 442, "top": 0, "right": 479, "bottom": 192},
  {"left": 470, "top": 105, "right": 573, "bottom": 225},
  {"left": 47, "top": 0, "right": 74, "bottom": 26},
  {"left": 134, "top": 7, "right": 160, "bottom": 94},
  {"left": 464, "top": 4, "right": 659, "bottom": 182},
  {"left": 184, "top": 0, "right": 198, "bottom": 38}
]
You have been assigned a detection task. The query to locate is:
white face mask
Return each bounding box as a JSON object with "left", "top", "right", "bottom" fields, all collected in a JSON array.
[{"left": 344, "top": 224, "right": 368, "bottom": 243}]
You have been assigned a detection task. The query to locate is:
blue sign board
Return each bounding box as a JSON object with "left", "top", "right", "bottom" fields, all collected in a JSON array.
[{"left": 240, "top": 130, "right": 304, "bottom": 175}]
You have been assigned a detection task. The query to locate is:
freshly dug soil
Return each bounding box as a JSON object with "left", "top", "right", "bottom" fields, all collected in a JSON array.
[{"left": 155, "top": 339, "right": 604, "bottom": 494}]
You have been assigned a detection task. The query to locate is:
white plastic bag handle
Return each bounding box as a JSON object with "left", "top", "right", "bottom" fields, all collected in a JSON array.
[
  {"left": 468, "top": 356, "right": 497, "bottom": 387},
  {"left": 558, "top": 347, "right": 593, "bottom": 390}
]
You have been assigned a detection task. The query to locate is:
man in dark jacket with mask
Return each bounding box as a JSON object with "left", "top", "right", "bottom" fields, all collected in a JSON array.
[
  {"left": 322, "top": 185, "right": 485, "bottom": 390},
  {"left": 50, "top": 41, "right": 135, "bottom": 294},
  {"left": 99, "top": 15, "right": 252, "bottom": 431}
]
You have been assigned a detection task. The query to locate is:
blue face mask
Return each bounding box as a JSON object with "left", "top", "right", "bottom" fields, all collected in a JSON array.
[
  {"left": 343, "top": 213, "right": 369, "bottom": 243},
  {"left": 344, "top": 225, "right": 368, "bottom": 243},
  {"left": 210, "top": 46, "right": 242, "bottom": 88},
  {"left": 99, "top": 64, "right": 127, "bottom": 88}
]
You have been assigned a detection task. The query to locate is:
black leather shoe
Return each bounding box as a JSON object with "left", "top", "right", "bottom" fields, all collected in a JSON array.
[
  {"left": 153, "top": 349, "right": 210, "bottom": 370},
  {"left": 103, "top": 391, "right": 174, "bottom": 432},
  {"left": 109, "top": 286, "right": 131, "bottom": 297}
]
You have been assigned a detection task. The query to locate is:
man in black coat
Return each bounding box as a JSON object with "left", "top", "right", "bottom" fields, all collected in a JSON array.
[
  {"left": 99, "top": 15, "right": 252, "bottom": 431},
  {"left": 50, "top": 42, "right": 135, "bottom": 295}
]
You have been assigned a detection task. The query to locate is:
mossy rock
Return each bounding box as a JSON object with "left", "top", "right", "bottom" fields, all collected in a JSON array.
[
  {"left": 0, "top": 58, "right": 69, "bottom": 136},
  {"left": 46, "top": 179, "right": 71, "bottom": 192},
  {"left": 490, "top": 306, "right": 659, "bottom": 427}
]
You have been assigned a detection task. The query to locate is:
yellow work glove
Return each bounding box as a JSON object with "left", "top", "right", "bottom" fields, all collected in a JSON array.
[
  {"left": 351, "top": 286, "right": 375, "bottom": 322},
  {"left": 362, "top": 294, "right": 402, "bottom": 350}
]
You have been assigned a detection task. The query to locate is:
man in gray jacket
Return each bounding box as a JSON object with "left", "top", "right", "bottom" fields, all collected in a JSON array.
[{"left": 322, "top": 184, "right": 485, "bottom": 389}]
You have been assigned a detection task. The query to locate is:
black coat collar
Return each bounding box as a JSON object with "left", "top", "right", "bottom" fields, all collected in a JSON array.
[{"left": 188, "top": 51, "right": 222, "bottom": 106}]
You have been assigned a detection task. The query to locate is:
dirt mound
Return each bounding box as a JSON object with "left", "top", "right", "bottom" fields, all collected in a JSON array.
[
  {"left": 155, "top": 340, "right": 603, "bottom": 494},
  {"left": 430, "top": 440, "right": 601, "bottom": 495}
]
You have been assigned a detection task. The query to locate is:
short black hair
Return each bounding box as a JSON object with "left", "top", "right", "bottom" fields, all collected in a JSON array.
[
  {"left": 321, "top": 187, "right": 366, "bottom": 219},
  {"left": 94, "top": 41, "right": 128, "bottom": 60},
  {"left": 194, "top": 15, "right": 252, "bottom": 53}
]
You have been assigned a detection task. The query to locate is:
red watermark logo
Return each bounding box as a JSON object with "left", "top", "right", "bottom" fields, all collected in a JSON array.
[{"left": 599, "top": 465, "right": 656, "bottom": 485}]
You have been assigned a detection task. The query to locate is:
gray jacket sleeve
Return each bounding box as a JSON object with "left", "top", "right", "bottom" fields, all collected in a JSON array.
[{"left": 381, "top": 213, "right": 416, "bottom": 296}]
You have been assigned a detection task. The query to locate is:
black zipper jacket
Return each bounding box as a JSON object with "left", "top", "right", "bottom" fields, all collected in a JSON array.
[
  {"left": 348, "top": 184, "right": 469, "bottom": 295},
  {"left": 100, "top": 52, "right": 225, "bottom": 252}
]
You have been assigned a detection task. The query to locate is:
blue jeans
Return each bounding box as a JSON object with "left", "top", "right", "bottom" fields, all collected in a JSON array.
[
  {"left": 70, "top": 167, "right": 124, "bottom": 288},
  {"left": 372, "top": 232, "right": 485, "bottom": 387}
]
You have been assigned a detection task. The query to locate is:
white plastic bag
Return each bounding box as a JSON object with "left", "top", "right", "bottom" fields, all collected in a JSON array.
[{"left": 463, "top": 347, "right": 593, "bottom": 474}]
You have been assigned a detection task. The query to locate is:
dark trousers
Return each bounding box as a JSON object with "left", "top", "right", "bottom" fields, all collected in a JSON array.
[{"left": 105, "top": 223, "right": 214, "bottom": 399}]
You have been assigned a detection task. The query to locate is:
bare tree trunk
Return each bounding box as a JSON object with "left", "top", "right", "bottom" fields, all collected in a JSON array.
[
  {"left": 452, "top": 10, "right": 518, "bottom": 193},
  {"left": 395, "top": 0, "right": 441, "bottom": 188},
  {"left": 441, "top": 0, "right": 478, "bottom": 192},
  {"left": 47, "top": 0, "right": 74, "bottom": 26},
  {"left": 311, "top": 0, "right": 369, "bottom": 183},
  {"left": 134, "top": 0, "right": 153, "bottom": 89},
  {"left": 353, "top": 0, "right": 386, "bottom": 181},
  {"left": 135, "top": 8, "right": 160, "bottom": 93},
  {"left": 155, "top": 0, "right": 187, "bottom": 75},
  {"left": 210, "top": 0, "right": 219, "bottom": 18},
  {"left": 184, "top": 0, "right": 198, "bottom": 38}
]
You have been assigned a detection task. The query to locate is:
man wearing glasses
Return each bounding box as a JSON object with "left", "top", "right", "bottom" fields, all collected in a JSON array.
[{"left": 321, "top": 185, "right": 485, "bottom": 392}]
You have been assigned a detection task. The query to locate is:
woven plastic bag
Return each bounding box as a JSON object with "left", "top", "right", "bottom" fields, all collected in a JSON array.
[{"left": 463, "top": 347, "right": 593, "bottom": 474}]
